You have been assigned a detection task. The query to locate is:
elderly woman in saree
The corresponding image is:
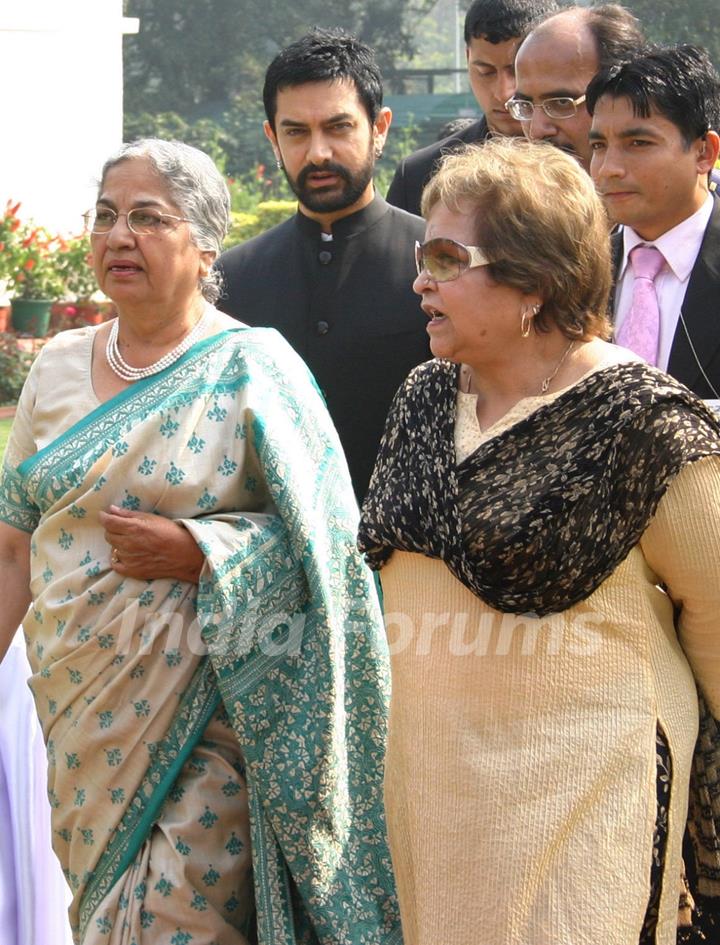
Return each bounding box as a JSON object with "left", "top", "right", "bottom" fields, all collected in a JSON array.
[
  {"left": 0, "top": 138, "right": 400, "bottom": 945},
  {"left": 358, "top": 137, "right": 720, "bottom": 945}
]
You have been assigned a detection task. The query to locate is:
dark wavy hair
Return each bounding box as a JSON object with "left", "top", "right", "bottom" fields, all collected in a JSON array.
[
  {"left": 263, "top": 29, "right": 383, "bottom": 131},
  {"left": 587, "top": 44, "right": 720, "bottom": 147},
  {"left": 463, "top": 0, "right": 559, "bottom": 45}
]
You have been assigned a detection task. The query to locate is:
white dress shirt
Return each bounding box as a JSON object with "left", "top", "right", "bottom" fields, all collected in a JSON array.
[{"left": 613, "top": 193, "right": 714, "bottom": 371}]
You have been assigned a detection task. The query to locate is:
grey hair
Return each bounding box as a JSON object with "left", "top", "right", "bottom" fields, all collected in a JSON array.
[{"left": 98, "top": 138, "right": 230, "bottom": 304}]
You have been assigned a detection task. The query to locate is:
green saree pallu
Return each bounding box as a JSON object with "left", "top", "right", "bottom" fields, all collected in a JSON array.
[{"left": 0, "top": 325, "right": 401, "bottom": 945}]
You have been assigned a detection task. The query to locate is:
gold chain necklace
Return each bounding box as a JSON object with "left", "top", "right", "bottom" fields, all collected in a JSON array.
[
  {"left": 463, "top": 340, "right": 577, "bottom": 397},
  {"left": 539, "top": 340, "right": 576, "bottom": 394}
]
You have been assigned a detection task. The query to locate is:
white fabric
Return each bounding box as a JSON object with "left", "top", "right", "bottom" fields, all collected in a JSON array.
[
  {"left": 614, "top": 193, "right": 714, "bottom": 370},
  {"left": 0, "top": 630, "right": 73, "bottom": 945}
]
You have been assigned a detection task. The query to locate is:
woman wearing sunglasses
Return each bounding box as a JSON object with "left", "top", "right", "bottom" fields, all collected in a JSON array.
[
  {"left": 0, "top": 139, "right": 400, "bottom": 944},
  {"left": 359, "top": 136, "right": 720, "bottom": 945}
]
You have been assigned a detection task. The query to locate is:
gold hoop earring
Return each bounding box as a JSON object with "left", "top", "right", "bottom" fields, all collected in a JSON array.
[
  {"left": 520, "top": 308, "right": 533, "bottom": 338},
  {"left": 521, "top": 302, "right": 542, "bottom": 338}
]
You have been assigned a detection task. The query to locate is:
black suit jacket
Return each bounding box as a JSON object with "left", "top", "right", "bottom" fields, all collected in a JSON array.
[
  {"left": 611, "top": 194, "right": 720, "bottom": 398},
  {"left": 215, "top": 195, "right": 430, "bottom": 499},
  {"left": 386, "top": 117, "right": 490, "bottom": 217}
]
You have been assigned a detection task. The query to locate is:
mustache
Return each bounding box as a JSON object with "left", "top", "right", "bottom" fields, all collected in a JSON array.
[{"left": 297, "top": 162, "right": 352, "bottom": 188}]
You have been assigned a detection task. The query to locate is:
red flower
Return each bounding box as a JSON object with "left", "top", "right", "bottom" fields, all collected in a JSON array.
[{"left": 24, "top": 259, "right": 36, "bottom": 271}]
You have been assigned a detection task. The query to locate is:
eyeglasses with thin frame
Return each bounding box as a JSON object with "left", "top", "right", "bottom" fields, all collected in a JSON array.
[
  {"left": 82, "top": 207, "right": 192, "bottom": 236},
  {"left": 415, "top": 238, "right": 494, "bottom": 283},
  {"left": 505, "top": 94, "right": 587, "bottom": 122}
]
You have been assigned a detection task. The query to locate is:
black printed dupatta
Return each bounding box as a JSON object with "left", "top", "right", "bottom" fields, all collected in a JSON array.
[
  {"left": 358, "top": 356, "right": 720, "bottom": 897},
  {"left": 359, "top": 358, "right": 720, "bottom": 617}
]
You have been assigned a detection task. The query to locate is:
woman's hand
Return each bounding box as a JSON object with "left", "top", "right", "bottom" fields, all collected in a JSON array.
[{"left": 99, "top": 505, "right": 204, "bottom": 584}]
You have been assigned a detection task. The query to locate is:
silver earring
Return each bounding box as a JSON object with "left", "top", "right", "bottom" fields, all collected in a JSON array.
[{"left": 275, "top": 159, "right": 283, "bottom": 170}]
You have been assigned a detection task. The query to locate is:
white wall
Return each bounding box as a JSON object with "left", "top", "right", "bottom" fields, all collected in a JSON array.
[{"left": 0, "top": 0, "right": 138, "bottom": 237}]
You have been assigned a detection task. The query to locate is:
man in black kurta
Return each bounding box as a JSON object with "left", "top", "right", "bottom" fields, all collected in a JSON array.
[
  {"left": 216, "top": 197, "right": 426, "bottom": 499},
  {"left": 215, "top": 30, "right": 429, "bottom": 499}
]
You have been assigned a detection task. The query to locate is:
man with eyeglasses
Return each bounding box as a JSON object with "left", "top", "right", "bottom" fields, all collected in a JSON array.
[
  {"left": 509, "top": 4, "right": 643, "bottom": 170},
  {"left": 386, "top": 0, "right": 559, "bottom": 217}
]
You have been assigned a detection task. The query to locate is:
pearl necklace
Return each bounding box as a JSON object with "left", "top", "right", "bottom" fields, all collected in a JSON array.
[{"left": 106, "top": 307, "right": 212, "bottom": 382}]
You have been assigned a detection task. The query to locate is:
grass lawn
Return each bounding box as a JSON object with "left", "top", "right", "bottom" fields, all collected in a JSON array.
[{"left": 0, "top": 417, "right": 13, "bottom": 463}]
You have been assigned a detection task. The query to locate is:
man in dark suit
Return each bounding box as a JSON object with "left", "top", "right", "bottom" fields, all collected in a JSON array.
[
  {"left": 386, "top": 0, "right": 558, "bottom": 216},
  {"left": 216, "top": 30, "right": 429, "bottom": 500},
  {"left": 588, "top": 46, "right": 720, "bottom": 939},
  {"left": 587, "top": 45, "right": 720, "bottom": 398}
]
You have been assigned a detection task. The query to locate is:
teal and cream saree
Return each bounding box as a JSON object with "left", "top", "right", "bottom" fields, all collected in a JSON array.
[{"left": 0, "top": 319, "right": 400, "bottom": 945}]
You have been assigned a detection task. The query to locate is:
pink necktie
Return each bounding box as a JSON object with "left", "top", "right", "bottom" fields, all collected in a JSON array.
[{"left": 616, "top": 245, "right": 665, "bottom": 365}]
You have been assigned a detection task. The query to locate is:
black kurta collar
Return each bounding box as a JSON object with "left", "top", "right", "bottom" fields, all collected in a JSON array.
[{"left": 294, "top": 192, "right": 390, "bottom": 241}]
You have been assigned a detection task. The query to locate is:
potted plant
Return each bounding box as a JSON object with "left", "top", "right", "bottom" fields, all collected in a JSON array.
[
  {"left": 0, "top": 200, "right": 23, "bottom": 333},
  {"left": 0, "top": 331, "right": 37, "bottom": 405},
  {"left": 55, "top": 234, "right": 107, "bottom": 325},
  {"left": 9, "top": 224, "right": 65, "bottom": 337}
]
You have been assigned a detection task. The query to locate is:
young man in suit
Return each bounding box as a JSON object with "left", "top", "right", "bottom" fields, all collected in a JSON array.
[
  {"left": 587, "top": 45, "right": 720, "bottom": 398},
  {"left": 385, "top": 0, "right": 558, "bottom": 216},
  {"left": 216, "top": 30, "right": 429, "bottom": 500},
  {"left": 509, "top": 3, "right": 643, "bottom": 172}
]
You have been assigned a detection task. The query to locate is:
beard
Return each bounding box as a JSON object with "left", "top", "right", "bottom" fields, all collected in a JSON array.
[{"left": 281, "top": 145, "right": 375, "bottom": 214}]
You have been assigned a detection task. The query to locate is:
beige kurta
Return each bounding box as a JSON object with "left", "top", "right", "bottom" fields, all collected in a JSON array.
[{"left": 380, "top": 367, "right": 720, "bottom": 945}]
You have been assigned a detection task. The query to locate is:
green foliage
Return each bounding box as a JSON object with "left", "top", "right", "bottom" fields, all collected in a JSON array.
[
  {"left": 0, "top": 417, "right": 12, "bottom": 458},
  {"left": 8, "top": 226, "right": 65, "bottom": 300},
  {"left": 397, "top": 0, "right": 464, "bottom": 96},
  {"left": 225, "top": 201, "right": 297, "bottom": 247},
  {"left": 1, "top": 201, "right": 64, "bottom": 298},
  {"left": 623, "top": 0, "right": 720, "bottom": 66},
  {"left": 123, "top": 111, "right": 232, "bottom": 172},
  {"left": 0, "top": 334, "right": 36, "bottom": 404},
  {"left": 227, "top": 164, "right": 293, "bottom": 211},
  {"left": 55, "top": 235, "right": 99, "bottom": 301},
  {"left": 0, "top": 201, "right": 23, "bottom": 286},
  {"left": 0, "top": 203, "right": 99, "bottom": 302},
  {"left": 374, "top": 119, "right": 419, "bottom": 193},
  {"left": 123, "top": 0, "right": 435, "bottom": 117}
]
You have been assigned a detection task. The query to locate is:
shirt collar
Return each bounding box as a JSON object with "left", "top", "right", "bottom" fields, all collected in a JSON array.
[
  {"left": 619, "top": 192, "right": 714, "bottom": 282},
  {"left": 295, "top": 191, "right": 389, "bottom": 240}
]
